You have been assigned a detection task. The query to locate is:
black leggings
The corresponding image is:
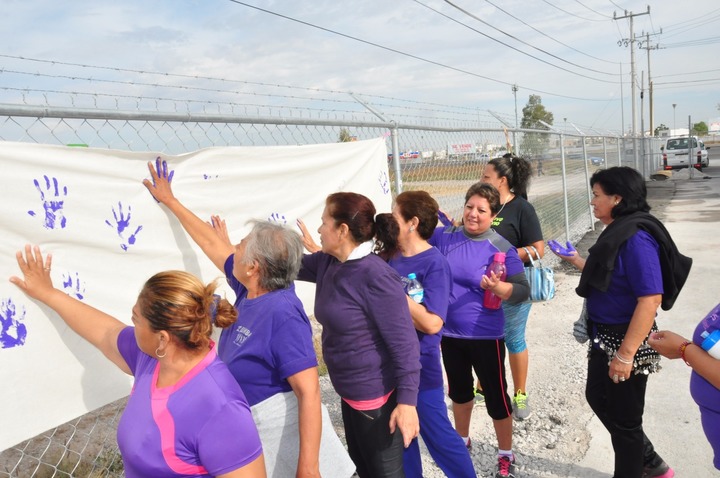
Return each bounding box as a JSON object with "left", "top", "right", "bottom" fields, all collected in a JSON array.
[
  {"left": 341, "top": 390, "right": 405, "bottom": 478},
  {"left": 586, "top": 348, "right": 665, "bottom": 478}
]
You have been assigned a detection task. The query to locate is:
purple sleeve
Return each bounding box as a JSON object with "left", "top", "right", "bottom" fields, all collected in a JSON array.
[
  {"left": 117, "top": 327, "right": 141, "bottom": 375},
  {"left": 623, "top": 231, "right": 663, "bottom": 297},
  {"left": 362, "top": 266, "right": 420, "bottom": 406},
  {"left": 503, "top": 247, "right": 530, "bottom": 303},
  {"left": 196, "top": 400, "right": 263, "bottom": 475},
  {"left": 297, "top": 252, "right": 322, "bottom": 283},
  {"left": 419, "top": 257, "right": 451, "bottom": 322},
  {"left": 269, "top": 304, "right": 318, "bottom": 379}
]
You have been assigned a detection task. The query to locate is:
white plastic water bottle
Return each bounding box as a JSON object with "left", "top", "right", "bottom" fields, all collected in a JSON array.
[
  {"left": 701, "top": 330, "right": 720, "bottom": 360},
  {"left": 407, "top": 273, "right": 424, "bottom": 304}
]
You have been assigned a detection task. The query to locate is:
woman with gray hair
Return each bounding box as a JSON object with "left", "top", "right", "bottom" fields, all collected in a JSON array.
[{"left": 143, "top": 160, "right": 354, "bottom": 478}]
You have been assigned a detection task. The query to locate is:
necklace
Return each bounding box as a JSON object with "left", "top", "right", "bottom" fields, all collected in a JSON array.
[{"left": 496, "top": 193, "right": 514, "bottom": 216}]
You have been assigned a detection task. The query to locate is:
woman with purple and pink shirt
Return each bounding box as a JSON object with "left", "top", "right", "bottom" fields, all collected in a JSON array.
[
  {"left": 10, "top": 246, "right": 265, "bottom": 478},
  {"left": 297, "top": 191, "right": 421, "bottom": 478}
]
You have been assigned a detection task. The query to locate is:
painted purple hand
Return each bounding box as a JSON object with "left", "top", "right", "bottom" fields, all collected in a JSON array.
[
  {"left": 105, "top": 201, "right": 143, "bottom": 251},
  {"left": 27, "top": 175, "right": 68, "bottom": 229},
  {"left": 62, "top": 272, "right": 85, "bottom": 300},
  {"left": 153, "top": 157, "right": 175, "bottom": 184},
  {"left": 0, "top": 298, "right": 27, "bottom": 349},
  {"left": 548, "top": 239, "right": 576, "bottom": 257},
  {"left": 268, "top": 212, "right": 287, "bottom": 225},
  {"left": 378, "top": 170, "right": 390, "bottom": 195}
]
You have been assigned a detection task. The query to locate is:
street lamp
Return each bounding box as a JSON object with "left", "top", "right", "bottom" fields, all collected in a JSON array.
[{"left": 672, "top": 103, "right": 677, "bottom": 132}]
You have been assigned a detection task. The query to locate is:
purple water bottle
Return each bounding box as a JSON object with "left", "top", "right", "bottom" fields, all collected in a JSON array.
[{"left": 483, "top": 252, "right": 507, "bottom": 310}]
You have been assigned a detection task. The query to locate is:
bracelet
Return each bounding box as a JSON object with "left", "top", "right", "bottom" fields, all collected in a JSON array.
[
  {"left": 679, "top": 341, "right": 692, "bottom": 366},
  {"left": 614, "top": 351, "right": 634, "bottom": 365}
]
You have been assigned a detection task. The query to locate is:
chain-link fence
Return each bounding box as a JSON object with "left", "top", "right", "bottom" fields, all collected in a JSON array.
[{"left": 0, "top": 104, "right": 662, "bottom": 477}]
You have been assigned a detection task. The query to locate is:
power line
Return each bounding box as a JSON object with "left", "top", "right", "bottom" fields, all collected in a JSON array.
[
  {"left": 572, "top": 0, "right": 613, "bottom": 19},
  {"left": 664, "top": 36, "right": 720, "bottom": 48},
  {"left": 539, "top": 0, "right": 607, "bottom": 22},
  {"left": 654, "top": 67, "right": 720, "bottom": 79},
  {"left": 480, "top": 0, "right": 622, "bottom": 64},
  {"left": 222, "top": 0, "right": 619, "bottom": 100},
  {"left": 418, "top": 0, "right": 619, "bottom": 81}
]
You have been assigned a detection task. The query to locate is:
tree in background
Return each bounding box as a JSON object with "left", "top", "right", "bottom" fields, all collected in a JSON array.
[
  {"left": 692, "top": 122, "right": 708, "bottom": 136},
  {"left": 654, "top": 124, "right": 669, "bottom": 136},
  {"left": 338, "top": 128, "right": 355, "bottom": 142},
  {"left": 520, "top": 95, "right": 554, "bottom": 158}
]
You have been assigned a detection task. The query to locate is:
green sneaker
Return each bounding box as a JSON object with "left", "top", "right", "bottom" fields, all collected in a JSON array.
[
  {"left": 474, "top": 388, "right": 486, "bottom": 404},
  {"left": 512, "top": 390, "right": 531, "bottom": 420}
]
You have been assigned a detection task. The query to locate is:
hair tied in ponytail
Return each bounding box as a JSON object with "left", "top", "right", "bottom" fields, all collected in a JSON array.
[{"left": 210, "top": 294, "right": 221, "bottom": 324}]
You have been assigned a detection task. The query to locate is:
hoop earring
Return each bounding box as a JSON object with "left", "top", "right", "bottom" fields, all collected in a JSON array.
[{"left": 155, "top": 347, "right": 167, "bottom": 359}]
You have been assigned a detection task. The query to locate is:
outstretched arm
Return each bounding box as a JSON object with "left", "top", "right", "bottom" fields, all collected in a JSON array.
[
  {"left": 296, "top": 219, "right": 321, "bottom": 253},
  {"left": 548, "top": 240, "right": 585, "bottom": 271},
  {"left": 143, "top": 160, "right": 234, "bottom": 271},
  {"left": 9, "top": 245, "right": 130, "bottom": 374},
  {"left": 649, "top": 330, "right": 720, "bottom": 390}
]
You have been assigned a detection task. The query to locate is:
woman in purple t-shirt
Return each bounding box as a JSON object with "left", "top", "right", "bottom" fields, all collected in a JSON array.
[
  {"left": 550, "top": 166, "right": 691, "bottom": 478},
  {"left": 649, "top": 304, "right": 720, "bottom": 470},
  {"left": 386, "top": 190, "right": 476, "bottom": 478},
  {"left": 10, "top": 246, "right": 265, "bottom": 477},
  {"left": 144, "top": 160, "right": 353, "bottom": 478}
]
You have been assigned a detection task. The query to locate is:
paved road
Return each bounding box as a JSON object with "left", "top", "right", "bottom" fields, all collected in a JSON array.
[{"left": 579, "top": 165, "right": 720, "bottom": 476}]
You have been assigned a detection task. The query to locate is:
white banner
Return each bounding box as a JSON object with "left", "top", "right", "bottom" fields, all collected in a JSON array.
[{"left": 0, "top": 138, "right": 391, "bottom": 450}]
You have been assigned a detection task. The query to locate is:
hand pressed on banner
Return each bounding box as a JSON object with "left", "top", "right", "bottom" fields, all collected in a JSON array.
[
  {"left": 0, "top": 298, "right": 27, "bottom": 349},
  {"left": 105, "top": 201, "right": 143, "bottom": 251},
  {"left": 27, "top": 175, "right": 68, "bottom": 230}
]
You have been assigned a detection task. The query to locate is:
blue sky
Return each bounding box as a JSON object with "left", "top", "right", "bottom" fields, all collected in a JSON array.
[{"left": 1, "top": 0, "right": 718, "bottom": 134}]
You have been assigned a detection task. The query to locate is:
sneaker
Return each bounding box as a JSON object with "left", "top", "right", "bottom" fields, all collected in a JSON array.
[
  {"left": 642, "top": 461, "right": 674, "bottom": 478},
  {"left": 494, "top": 455, "right": 516, "bottom": 478},
  {"left": 464, "top": 437, "right": 471, "bottom": 450},
  {"left": 474, "top": 388, "right": 486, "bottom": 404},
  {"left": 512, "top": 390, "right": 532, "bottom": 420}
]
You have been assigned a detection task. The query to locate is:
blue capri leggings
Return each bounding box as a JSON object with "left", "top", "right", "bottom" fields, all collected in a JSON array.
[{"left": 503, "top": 301, "right": 532, "bottom": 354}]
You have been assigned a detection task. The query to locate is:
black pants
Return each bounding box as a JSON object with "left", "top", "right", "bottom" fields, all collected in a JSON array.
[
  {"left": 586, "top": 348, "right": 665, "bottom": 478},
  {"left": 341, "top": 390, "right": 405, "bottom": 478}
]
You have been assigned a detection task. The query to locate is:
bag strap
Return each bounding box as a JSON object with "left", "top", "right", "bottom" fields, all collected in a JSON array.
[
  {"left": 522, "top": 246, "right": 537, "bottom": 267},
  {"left": 523, "top": 245, "right": 544, "bottom": 268}
]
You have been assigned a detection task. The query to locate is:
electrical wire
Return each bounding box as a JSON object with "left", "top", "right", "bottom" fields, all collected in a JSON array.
[
  {"left": 539, "top": 0, "right": 606, "bottom": 22},
  {"left": 437, "top": 0, "right": 619, "bottom": 77},
  {"left": 572, "top": 0, "right": 612, "bottom": 19},
  {"left": 481, "top": 0, "right": 622, "bottom": 64},
  {"left": 222, "top": 0, "right": 619, "bottom": 100}
]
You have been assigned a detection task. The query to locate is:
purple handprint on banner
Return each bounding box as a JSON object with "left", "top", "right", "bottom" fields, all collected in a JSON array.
[
  {"left": 378, "top": 170, "right": 390, "bottom": 195},
  {"left": 27, "top": 175, "right": 68, "bottom": 229},
  {"left": 268, "top": 213, "right": 287, "bottom": 225},
  {"left": 62, "top": 272, "right": 86, "bottom": 300},
  {"left": 106, "top": 201, "right": 143, "bottom": 251},
  {"left": 1, "top": 298, "right": 27, "bottom": 349}
]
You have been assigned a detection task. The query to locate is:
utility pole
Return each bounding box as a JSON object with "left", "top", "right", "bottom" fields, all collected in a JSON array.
[
  {"left": 512, "top": 84, "right": 519, "bottom": 154},
  {"left": 638, "top": 31, "right": 661, "bottom": 135},
  {"left": 614, "top": 7, "right": 650, "bottom": 142}
]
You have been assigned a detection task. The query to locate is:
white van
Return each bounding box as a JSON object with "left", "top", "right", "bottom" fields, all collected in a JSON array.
[{"left": 662, "top": 136, "right": 709, "bottom": 170}]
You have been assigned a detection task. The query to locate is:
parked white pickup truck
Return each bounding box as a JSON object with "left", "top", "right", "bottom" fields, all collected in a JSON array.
[{"left": 662, "top": 136, "right": 709, "bottom": 170}]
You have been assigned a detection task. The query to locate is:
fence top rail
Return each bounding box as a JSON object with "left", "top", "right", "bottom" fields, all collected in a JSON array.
[{"left": 0, "top": 103, "right": 624, "bottom": 139}]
